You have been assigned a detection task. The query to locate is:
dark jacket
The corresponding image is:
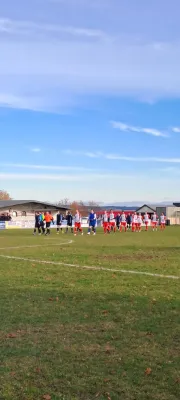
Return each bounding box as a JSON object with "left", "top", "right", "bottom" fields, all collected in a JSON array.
[
  {"left": 126, "top": 215, "right": 131, "bottom": 224},
  {"left": 66, "top": 214, "right": 73, "bottom": 225},
  {"left": 56, "top": 213, "right": 62, "bottom": 225},
  {"left": 35, "top": 214, "right": 40, "bottom": 225},
  {"left": 116, "top": 215, "right": 121, "bottom": 225}
]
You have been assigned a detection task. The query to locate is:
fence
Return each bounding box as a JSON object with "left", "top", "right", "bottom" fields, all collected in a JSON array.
[
  {"left": 0, "top": 219, "right": 177, "bottom": 230},
  {"left": 0, "top": 222, "right": 5, "bottom": 230},
  {"left": 1, "top": 219, "right": 102, "bottom": 230}
]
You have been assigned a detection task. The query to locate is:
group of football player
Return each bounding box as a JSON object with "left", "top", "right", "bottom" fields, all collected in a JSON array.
[
  {"left": 102, "top": 210, "right": 166, "bottom": 234},
  {"left": 34, "top": 209, "right": 166, "bottom": 236},
  {"left": 73, "top": 209, "right": 166, "bottom": 235}
]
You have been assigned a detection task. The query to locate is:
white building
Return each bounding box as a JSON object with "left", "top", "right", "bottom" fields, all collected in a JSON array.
[
  {"left": 136, "top": 203, "right": 180, "bottom": 225},
  {"left": 0, "top": 200, "right": 69, "bottom": 222}
]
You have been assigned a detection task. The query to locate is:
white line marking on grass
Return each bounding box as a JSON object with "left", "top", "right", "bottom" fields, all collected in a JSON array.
[
  {"left": 44, "top": 238, "right": 64, "bottom": 240},
  {"left": 0, "top": 254, "right": 179, "bottom": 280},
  {"left": 0, "top": 240, "right": 73, "bottom": 250}
]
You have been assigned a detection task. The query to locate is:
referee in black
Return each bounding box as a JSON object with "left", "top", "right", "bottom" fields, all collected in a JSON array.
[
  {"left": 33, "top": 212, "right": 41, "bottom": 235},
  {"left": 56, "top": 211, "right": 63, "bottom": 233},
  {"left": 66, "top": 211, "right": 73, "bottom": 233}
]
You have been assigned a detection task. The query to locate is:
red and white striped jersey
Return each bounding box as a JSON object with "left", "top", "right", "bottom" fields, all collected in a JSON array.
[
  {"left": 152, "top": 214, "right": 157, "bottom": 222},
  {"left": 103, "top": 213, "right": 108, "bottom": 222},
  {"left": 121, "top": 213, "right": 126, "bottom": 222},
  {"left": 74, "top": 212, "right": 81, "bottom": 223},
  {"left": 160, "top": 215, "right": 165, "bottom": 223},
  {"left": 137, "top": 215, "right": 142, "bottom": 223},
  {"left": 132, "top": 214, "right": 137, "bottom": 223},
  {"left": 144, "top": 213, "right": 149, "bottom": 222},
  {"left": 109, "top": 213, "right": 115, "bottom": 222}
]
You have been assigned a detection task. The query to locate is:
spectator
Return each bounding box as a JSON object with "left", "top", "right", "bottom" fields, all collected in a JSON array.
[{"left": 0, "top": 213, "right": 12, "bottom": 221}]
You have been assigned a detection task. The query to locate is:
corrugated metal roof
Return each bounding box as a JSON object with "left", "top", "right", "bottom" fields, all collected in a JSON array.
[
  {"left": 0, "top": 200, "right": 69, "bottom": 210},
  {"left": 136, "top": 204, "right": 156, "bottom": 212},
  {"left": 136, "top": 204, "right": 175, "bottom": 212}
]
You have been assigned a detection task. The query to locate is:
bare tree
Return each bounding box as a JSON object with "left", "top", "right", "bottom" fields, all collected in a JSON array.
[
  {"left": 87, "top": 201, "right": 100, "bottom": 212},
  {"left": 70, "top": 201, "right": 87, "bottom": 216},
  {"left": 57, "top": 198, "right": 70, "bottom": 206},
  {"left": 56, "top": 199, "right": 100, "bottom": 216}
]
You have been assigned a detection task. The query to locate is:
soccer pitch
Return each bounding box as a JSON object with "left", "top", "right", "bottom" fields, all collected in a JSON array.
[{"left": 0, "top": 228, "right": 179, "bottom": 400}]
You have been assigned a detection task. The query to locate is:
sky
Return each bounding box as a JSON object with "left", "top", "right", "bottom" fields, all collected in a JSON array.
[{"left": 1, "top": 0, "right": 180, "bottom": 203}]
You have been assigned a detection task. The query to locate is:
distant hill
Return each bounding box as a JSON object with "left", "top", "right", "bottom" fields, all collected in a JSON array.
[
  {"left": 101, "top": 205, "right": 138, "bottom": 210},
  {"left": 83, "top": 201, "right": 174, "bottom": 210},
  {"left": 104, "top": 201, "right": 173, "bottom": 208}
]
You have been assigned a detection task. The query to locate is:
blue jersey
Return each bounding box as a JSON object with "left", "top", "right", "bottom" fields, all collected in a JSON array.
[
  {"left": 89, "top": 213, "right": 96, "bottom": 226},
  {"left": 89, "top": 213, "right": 96, "bottom": 222}
]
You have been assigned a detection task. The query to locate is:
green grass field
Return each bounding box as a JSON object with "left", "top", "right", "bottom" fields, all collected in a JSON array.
[{"left": 0, "top": 227, "right": 179, "bottom": 400}]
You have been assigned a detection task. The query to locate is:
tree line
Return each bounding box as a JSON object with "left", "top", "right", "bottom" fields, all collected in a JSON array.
[
  {"left": 0, "top": 190, "right": 12, "bottom": 200},
  {"left": 57, "top": 199, "right": 101, "bottom": 216}
]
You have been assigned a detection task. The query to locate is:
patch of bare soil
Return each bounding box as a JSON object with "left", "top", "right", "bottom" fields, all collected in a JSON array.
[{"left": 95, "top": 253, "right": 164, "bottom": 262}]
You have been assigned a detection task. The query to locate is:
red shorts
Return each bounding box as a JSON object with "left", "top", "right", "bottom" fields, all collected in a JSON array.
[
  {"left": 75, "top": 222, "right": 81, "bottom": 229},
  {"left": 137, "top": 223, "right": 141, "bottom": 227},
  {"left": 103, "top": 221, "right": 109, "bottom": 228},
  {"left": 110, "top": 221, "right": 116, "bottom": 227},
  {"left": 145, "top": 221, "right": 148, "bottom": 225},
  {"left": 121, "top": 221, "right": 127, "bottom": 227},
  {"left": 152, "top": 221, "right": 157, "bottom": 227}
]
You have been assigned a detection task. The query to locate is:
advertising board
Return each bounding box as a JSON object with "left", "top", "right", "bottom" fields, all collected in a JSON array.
[{"left": 0, "top": 221, "right": 5, "bottom": 230}]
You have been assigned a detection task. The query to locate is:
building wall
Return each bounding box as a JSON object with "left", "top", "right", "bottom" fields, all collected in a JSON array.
[
  {"left": 0, "top": 207, "right": 67, "bottom": 221},
  {"left": 156, "top": 207, "right": 167, "bottom": 217},
  {"left": 166, "top": 206, "right": 180, "bottom": 218},
  {"left": 170, "top": 217, "right": 180, "bottom": 225},
  {"left": 156, "top": 206, "right": 180, "bottom": 224},
  {"left": 136, "top": 205, "right": 155, "bottom": 214}
]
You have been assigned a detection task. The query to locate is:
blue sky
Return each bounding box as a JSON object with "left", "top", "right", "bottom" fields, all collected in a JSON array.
[{"left": 1, "top": 0, "right": 180, "bottom": 203}]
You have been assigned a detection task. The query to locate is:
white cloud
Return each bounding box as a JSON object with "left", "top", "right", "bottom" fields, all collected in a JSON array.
[
  {"left": 30, "top": 148, "right": 41, "bottom": 153},
  {"left": 111, "top": 121, "right": 167, "bottom": 138},
  {"left": 1, "top": 1, "right": 180, "bottom": 112},
  {"left": 0, "top": 93, "right": 47, "bottom": 112},
  {"left": 63, "top": 150, "right": 103, "bottom": 158},
  {"left": 60, "top": 26, "right": 106, "bottom": 39},
  {"left": 63, "top": 150, "right": 180, "bottom": 163},
  {"left": 172, "top": 127, "right": 180, "bottom": 133},
  {"left": 0, "top": 163, "right": 99, "bottom": 172},
  {"left": 0, "top": 18, "right": 106, "bottom": 40},
  {"left": 0, "top": 172, "right": 134, "bottom": 181},
  {"left": 106, "top": 155, "right": 180, "bottom": 163},
  {"left": 1, "top": 23, "right": 180, "bottom": 111}
]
